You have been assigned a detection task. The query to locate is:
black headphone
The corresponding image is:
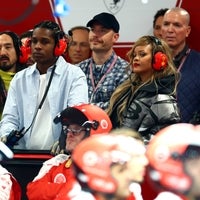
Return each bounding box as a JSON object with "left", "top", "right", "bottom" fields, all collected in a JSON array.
[{"left": 149, "top": 36, "right": 168, "bottom": 71}]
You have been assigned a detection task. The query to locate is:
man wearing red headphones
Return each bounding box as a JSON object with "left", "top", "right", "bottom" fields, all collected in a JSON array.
[
  {"left": 0, "top": 31, "right": 27, "bottom": 118},
  {"left": 0, "top": 20, "right": 88, "bottom": 150}
]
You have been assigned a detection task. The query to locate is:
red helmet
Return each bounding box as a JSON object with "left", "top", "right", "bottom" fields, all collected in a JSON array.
[
  {"left": 54, "top": 103, "right": 112, "bottom": 135},
  {"left": 72, "top": 134, "right": 146, "bottom": 194},
  {"left": 146, "top": 123, "right": 200, "bottom": 194}
]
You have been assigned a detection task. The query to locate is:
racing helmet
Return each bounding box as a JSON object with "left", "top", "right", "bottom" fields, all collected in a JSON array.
[
  {"left": 54, "top": 103, "right": 112, "bottom": 136},
  {"left": 72, "top": 134, "right": 146, "bottom": 194},
  {"left": 146, "top": 123, "right": 200, "bottom": 194}
]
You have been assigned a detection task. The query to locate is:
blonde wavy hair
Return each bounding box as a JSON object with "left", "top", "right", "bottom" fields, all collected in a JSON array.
[{"left": 107, "top": 35, "right": 179, "bottom": 125}]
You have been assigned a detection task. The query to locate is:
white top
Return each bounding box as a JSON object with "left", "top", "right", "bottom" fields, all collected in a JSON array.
[{"left": 28, "top": 74, "right": 53, "bottom": 150}]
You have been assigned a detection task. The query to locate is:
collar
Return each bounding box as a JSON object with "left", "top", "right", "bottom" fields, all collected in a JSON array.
[
  {"left": 65, "top": 157, "right": 72, "bottom": 168},
  {"left": 173, "top": 45, "right": 189, "bottom": 68},
  {"left": 91, "top": 51, "right": 116, "bottom": 69}
]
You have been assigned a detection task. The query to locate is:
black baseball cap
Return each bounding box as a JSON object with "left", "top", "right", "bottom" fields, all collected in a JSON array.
[
  {"left": 86, "top": 12, "right": 120, "bottom": 33},
  {"left": 54, "top": 107, "right": 88, "bottom": 126}
]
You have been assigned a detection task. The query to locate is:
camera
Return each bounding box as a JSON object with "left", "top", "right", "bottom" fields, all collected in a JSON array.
[{"left": 5, "top": 127, "right": 25, "bottom": 149}]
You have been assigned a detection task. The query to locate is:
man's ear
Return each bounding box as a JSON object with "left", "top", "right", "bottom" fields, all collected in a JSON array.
[
  {"left": 113, "top": 33, "right": 119, "bottom": 42},
  {"left": 186, "top": 25, "right": 191, "bottom": 38}
]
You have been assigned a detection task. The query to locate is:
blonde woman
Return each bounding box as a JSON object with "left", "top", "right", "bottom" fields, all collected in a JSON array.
[{"left": 107, "top": 35, "right": 180, "bottom": 143}]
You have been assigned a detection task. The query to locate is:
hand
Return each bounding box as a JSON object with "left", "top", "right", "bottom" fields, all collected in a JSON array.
[
  {"left": 50, "top": 141, "right": 64, "bottom": 156},
  {"left": 50, "top": 141, "right": 65, "bottom": 156},
  {"left": 0, "top": 135, "right": 7, "bottom": 143}
]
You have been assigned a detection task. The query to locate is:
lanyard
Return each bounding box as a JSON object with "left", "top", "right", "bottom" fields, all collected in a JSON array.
[
  {"left": 178, "top": 49, "right": 191, "bottom": 72},
  {"left": 89, "top": 55, "right": 118, "bottom": 93}
]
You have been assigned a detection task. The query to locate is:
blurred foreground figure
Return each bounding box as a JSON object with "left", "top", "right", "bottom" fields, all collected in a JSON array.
[
  {"left": 70, "top": 133, "right": 148, "bottom": 200},
  {"left": 146, "top": 123, "right": 200, "bottom": 200},
  {"left": 0, "top": 141, "right": 21, "bottom": 200}
]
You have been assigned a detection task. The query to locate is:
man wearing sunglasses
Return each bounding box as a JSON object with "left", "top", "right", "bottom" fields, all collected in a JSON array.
[{"left": 26, "top": 103, "right": 112, "bottom": 200}]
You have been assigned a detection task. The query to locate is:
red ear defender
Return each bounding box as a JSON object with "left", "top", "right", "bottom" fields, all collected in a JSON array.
[
  {"left": 19, "top": 38, "right": 31, "bottom": 64},
  {"left": 153, "top": 52, "right": 168, "bottom": 71},
  {"left": 54, "top": 38, "right": 67, "bottom": 57}
]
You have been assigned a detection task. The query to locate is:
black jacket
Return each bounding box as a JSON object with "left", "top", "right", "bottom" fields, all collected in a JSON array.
[{"left": 110, "top": 75, "right": 180, "bottom": 142}]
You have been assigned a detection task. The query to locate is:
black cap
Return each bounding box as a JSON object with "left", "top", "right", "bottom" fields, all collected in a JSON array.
[
  {"left": 54, "top": 107, "right": 88, "bottom": 126},
  {"left": 87, "top": 12, "right": 120, "bottom": 33}
]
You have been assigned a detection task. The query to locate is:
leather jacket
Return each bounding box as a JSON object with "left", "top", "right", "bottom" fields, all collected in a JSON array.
[{"left": 110, "top": 75, "right": 181, "bottom": 142}]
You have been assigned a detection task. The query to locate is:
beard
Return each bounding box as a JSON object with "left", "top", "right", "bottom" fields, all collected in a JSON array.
[{"left": 0, "top": 63, "right": 15, "bottom": 72}]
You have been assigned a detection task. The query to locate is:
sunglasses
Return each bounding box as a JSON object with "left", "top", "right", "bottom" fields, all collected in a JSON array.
[{"left": 63, "top": 126, "right": 86, "bottom": 136}]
